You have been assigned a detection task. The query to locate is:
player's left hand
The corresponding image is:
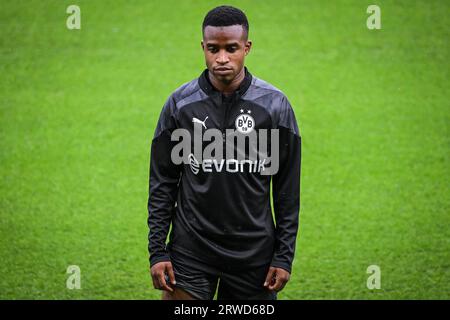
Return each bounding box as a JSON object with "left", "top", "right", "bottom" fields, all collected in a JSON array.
[{"left": 263, "top": 267, "right": 291, "bottom": 292}]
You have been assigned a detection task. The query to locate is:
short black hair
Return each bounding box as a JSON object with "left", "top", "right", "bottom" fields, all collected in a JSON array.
[{"left": 202, "top": 5, "right": 249, "bottom": 38}]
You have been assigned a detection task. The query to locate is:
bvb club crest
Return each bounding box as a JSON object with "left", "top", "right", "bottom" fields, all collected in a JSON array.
[{"left": 235, "top": 109, "right": 254, "bottom": 134}]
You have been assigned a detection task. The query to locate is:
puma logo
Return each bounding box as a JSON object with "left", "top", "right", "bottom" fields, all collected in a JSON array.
[{"left": 192, "top": 116, "right": 208, "bottom": 129}]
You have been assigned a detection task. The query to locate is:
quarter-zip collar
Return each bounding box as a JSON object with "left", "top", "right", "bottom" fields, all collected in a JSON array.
[{"left": 198, "top": 67, "right": 253, "bottom": 101}]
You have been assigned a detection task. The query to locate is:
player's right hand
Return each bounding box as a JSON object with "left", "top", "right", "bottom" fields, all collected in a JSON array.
[{"left": 150, "top": 261, "right": 177, "bottom": 292}]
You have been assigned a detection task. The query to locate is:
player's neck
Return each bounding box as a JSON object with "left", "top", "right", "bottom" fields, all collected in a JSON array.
[{"left": 208, "top": 67, "right": 245, "bottom": 96}]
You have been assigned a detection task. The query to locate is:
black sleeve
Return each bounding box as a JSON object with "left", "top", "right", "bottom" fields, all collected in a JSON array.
[
  {"left": 147, "top": 96, "right": 181, "bottom": 267},
  {"left": 271, "top": 96, "right": 302, "bottom": 274}
]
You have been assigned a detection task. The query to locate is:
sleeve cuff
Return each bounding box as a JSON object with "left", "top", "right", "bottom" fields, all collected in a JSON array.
[
  {"left": 150, "top": 253, "right": 171, "bottom": 268},
  {"left": 270, "top": 260, "right": 292, "bottom": 274}
]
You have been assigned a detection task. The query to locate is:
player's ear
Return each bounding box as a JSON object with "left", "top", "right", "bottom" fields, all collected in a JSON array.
[
  {"left": 244, "top": 40, "right": 252, "bottom": 55},
  {"left": 201, "top": 40, "right": 204, "bottom": 50}
]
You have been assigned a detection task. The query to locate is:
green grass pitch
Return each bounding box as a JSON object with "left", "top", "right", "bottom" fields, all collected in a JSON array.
[{"left": 0, "top": 0, "right": 448, "bottom": 299}]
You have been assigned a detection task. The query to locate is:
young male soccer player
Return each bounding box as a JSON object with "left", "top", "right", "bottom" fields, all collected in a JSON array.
[{"left": 148, "top": 5, "right": 301, "bottom": 300}]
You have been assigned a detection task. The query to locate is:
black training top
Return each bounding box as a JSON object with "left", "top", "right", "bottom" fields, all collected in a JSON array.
[{"left": 148, "top": 67, "right": 301, "bottom": 273}]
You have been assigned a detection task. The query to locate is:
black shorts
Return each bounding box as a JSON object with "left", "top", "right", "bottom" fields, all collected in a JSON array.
[{"left": 167, "top": 246, "right": 277, "bottom": 300}]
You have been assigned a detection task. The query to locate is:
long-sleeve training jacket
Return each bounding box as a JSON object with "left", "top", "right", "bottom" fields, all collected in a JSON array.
[{"left": 148, "top": 67, "right": 301, "bottom": 273}]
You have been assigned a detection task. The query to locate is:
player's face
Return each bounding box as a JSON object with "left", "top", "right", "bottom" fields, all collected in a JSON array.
[{"left": 202, "top": 25, "right": 252, "bottom": 84}]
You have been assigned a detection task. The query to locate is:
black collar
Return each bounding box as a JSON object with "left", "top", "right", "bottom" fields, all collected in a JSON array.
[{"left": 198, "top": 67, "right": 253, "bottom": 99}]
